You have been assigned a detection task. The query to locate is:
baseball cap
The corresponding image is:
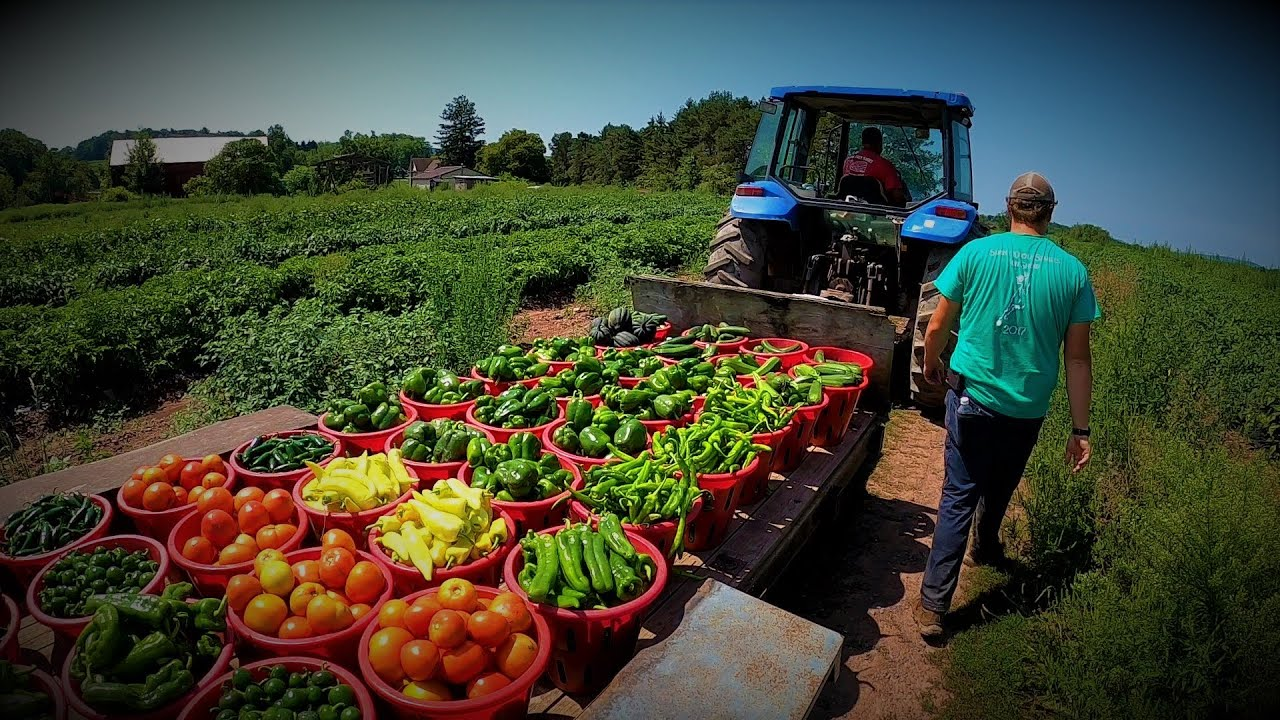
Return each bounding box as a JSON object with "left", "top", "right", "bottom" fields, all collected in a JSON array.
[{"left": 1007, "top": 172, "right": 1055, "bottom": 204}]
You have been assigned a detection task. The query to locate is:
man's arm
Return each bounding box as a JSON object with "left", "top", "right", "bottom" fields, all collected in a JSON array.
[
  {"left": 1063, "top": 322, "right": 1093, "bottom": 472},
  {"left": 922, "top": 295, "right": 961, "bottom": 385}
]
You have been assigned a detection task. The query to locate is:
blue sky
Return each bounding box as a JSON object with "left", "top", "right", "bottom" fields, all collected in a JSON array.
[{"left": 4, "top": 0, "right": 1277, "bottom": 265}]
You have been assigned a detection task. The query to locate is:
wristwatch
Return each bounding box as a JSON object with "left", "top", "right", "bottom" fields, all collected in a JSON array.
[{"left": 1071, "top": 427, "right": 1091, "bottom": 437}]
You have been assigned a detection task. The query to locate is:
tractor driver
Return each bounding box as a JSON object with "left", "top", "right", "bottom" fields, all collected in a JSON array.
[{"left": 842, "top": 127, "right": 910, "bottom": 207}]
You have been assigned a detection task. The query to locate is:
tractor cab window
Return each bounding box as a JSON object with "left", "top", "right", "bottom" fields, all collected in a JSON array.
[
  {"left": 773, "top": 104, "right": 813, "bottom": 191},
  {"left": 951, "top": 120, "right": 973, "bottom": 202},
  {"left": 743, "top": 101, "right": 782, "bottom": 180},
  {"left": 845, "top": 124, "right": 944, "bottom": 206}
]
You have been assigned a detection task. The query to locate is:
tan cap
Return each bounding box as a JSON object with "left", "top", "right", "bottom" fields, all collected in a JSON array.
[{"left": 1007, "top": 172, "right": 1055, "bottom": 204}]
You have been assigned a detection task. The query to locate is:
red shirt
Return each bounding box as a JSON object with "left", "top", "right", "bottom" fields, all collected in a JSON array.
[{"left": 842, "top": 149, "right": 905, "bottom": 194}]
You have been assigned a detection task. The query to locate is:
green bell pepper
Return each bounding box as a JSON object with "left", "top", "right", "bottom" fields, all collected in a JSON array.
[
  {"left": 614, "top": 419, "right": 647, "bottom": 454},
  {"left": 552, "top": 425, "right": 580, "bottom": 453},
  {"left": 402, "top": 368, "right": 429, "bottom": 398},
  {"left": 508, "top": 432, "right": 542, "bottom": 461},
  {"left": 357, "top": 382, "right": 387, "bottom": 407},
  {"left": 467, "top": 437, "right": 492, "bottom": 467},
  {"left": 566, "top": 396, "right": 594, "bottom": 432},
  {"left": 579, "top": 426, "right": 612, "bottom": 458},
  {"left": 593, "top": 407, "right": 622, "bottom": 435},
  {"left": 495, "top": 459, "right": 540, "bottom": 498}
]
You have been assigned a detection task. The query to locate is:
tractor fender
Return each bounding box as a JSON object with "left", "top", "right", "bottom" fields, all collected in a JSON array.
[{"left": 729, "top": 180, "right": 799, "bottom": 229}]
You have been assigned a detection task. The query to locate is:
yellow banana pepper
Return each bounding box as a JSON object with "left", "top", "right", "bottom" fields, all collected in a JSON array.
[
  {"left": 407, "top": 499, "right": 464, "bottom": 542},
  {"left": 400, "top": 525, "right": 434, "bottom": 581}
]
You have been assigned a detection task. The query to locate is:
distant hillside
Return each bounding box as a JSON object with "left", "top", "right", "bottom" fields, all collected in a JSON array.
[
  {"left": 63, "top": 128, "right": 262, "bottom": 162},
  {"left": 1196, "top": 253, "right": 1265, "bottom": 269}
]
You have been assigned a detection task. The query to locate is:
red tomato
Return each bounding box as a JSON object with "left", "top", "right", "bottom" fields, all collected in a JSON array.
[
  {"left": 368, "top": 627, "right": 414, "bottom": 684},
  {"left": 172, "top": 486, "right": 188, "bottom": 506},
  {"left": 438, "top": 578, "right": 478, "bottom": 612},
  {"left": 142, "top": 482, "right": 176, "bottom": 511},
  {"left": 197, "top": 486, "right": 235, "bottom": 516},
  {"left": 318, "top": 547, "right": 355, "bottom": 590},
  {"left": 262, "top": 489, "right": 294, "bottom": 523},
  {"left": 467, "top": 610, "right": 511, "bottom": 648},
  {"left": 202, "top": 454, "right": 226, "bottom": 475},
  {"left": 400, "top": 639, "right": 440, "bottom": 682},
  {"left": 237, "top": 501, "right": 271, "bottom": 535},
  {"left": 428, "top": 609, "right": 467, "bottom": 649},
  {"left": 403, "top": 597, "right": 441, "bottom": 639},
  {"left": 378, "top": 599, "right": 410, "bottom": 630},
  {"left": 179, "top": 461, "right": 207, "bottom": 491},
  {"left": 201, "top": 471, "right": 228, "bottom": 489},
  {"left": 306, "top": 594, "right": 353, "bottom": 634},
  {"left": 120, "top": 478, "right": 148, "bottom": 508},
  {"left": 157, "top": 454, "right": 185, "bottom": 483},
  {"left": 278, "top": 616, "right": 313, "bottom": 640},
  {"left": 466, "top": 672, "right": 512, "bottom": 699},
  {"left": 441, "top": 641, "right": 487, "bottom": 685},
  {"left": 321, "top": 529, "right": 356, "bottom": 552},
  {"left": 292, "top": 560, "right": 321, "bottom": 585},
  {"left": 495, "top": 633, "right": 539, "bottom": 680},
  {"left": 226, "top": 574, "right": 262, "bottom": 614},
  {"left": 344, "top": 561, "right": 385, "bottom": 605},
  {"left": 140, "top": 466, "right": 168, "bottom": 488},
  {"left": 233, "top": 486, "right": 265, "bottom": 512},
  {"left": 201, "top": 509, "right": 238, "bottom": 548},
  {"left": 487, "top": 592, "right": 533, "bottom": 634},
  {"left": 182, "top": 536, "right": 217, "bottom": 564},
  {"left": 218, "top": 542, "right": 256, "bottom": 566},
  {"left": 130, "top": 466, "right": 148, "bottom": 483}
]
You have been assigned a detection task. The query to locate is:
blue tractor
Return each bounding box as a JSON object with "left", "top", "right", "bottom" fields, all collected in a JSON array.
[{"left": 705, "top": 86, "right": 984, "bottom": 406}]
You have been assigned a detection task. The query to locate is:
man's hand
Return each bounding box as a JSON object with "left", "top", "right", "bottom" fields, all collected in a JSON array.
[
  {"left": 923, "top": 356, "right": 946, "bottom": 386},
  {"left": 923, "top": 295, "right": 961, "bottom": 387},
  {"left": 1065, "top": 435, "right": 1091, "bottom": 473}
]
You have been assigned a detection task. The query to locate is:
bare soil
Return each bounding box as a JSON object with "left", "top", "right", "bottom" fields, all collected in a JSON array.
[{"left": 510, "top": 302, "right": 594, "bottom": 343}]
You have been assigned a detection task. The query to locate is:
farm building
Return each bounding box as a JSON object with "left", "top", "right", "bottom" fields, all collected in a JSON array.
[
  {"left": 109, "top": 136, "right": 267, "bottom": 196},
  {"left": 315, "top": 153, "right": 393, "bottom": 190},
  {"left": 409, "top": 158, "right": 496, "bottom": 190}
]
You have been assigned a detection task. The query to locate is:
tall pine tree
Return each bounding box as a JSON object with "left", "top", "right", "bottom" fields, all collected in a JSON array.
[{"left": 435, "top": 96, "right": 486, "bottom": 167}]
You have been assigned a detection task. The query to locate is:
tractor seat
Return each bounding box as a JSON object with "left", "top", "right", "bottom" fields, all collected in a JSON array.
[{"left": 835, "top": 174, "right": 890, "bottom": 206}]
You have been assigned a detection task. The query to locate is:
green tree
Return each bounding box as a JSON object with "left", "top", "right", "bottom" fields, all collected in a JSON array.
[
  {"left": 594, "top": 125, "right": 642, "bottom": 185},
  {"left": 434, "top": 95, "right": 485, "bottom": 167},
  {"left": 202, "top": 139, "right": 281, "bottom": 195},
  {"left": 18, "top": 152, "right": 92, "bottom": 204},
  {"left": 0, "top": 129, "right": 46, "bottom": 186},
  {"left": 477, "top": 129, "right": 548, "bottom": 182},
  {"left": 548, "top": 132, "right": 573, "bottom": 185},
  {"left": 281, "top": 165, "right": 318, "bottom": 196},
  {"left": 638, "top": 114, "right": 678, "bottom": 190},
  {"left": 0, "top": 169, "right": 15, "bottom": 208},
  {"left": 266, "top": 124, "right": 296, "bottom": 173},
  {"left": 122, "top": 132, "right": 164, "bottom": 194}
]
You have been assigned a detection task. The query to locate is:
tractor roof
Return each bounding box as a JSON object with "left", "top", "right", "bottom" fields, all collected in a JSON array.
[{"left": 770, "top": 86, "right": 974, "bottom": 115}]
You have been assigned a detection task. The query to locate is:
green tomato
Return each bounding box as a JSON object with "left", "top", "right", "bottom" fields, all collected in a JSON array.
[
  {"left": 307, "top": 671, "right": 336, "bottom": 688},
  {"left": 262, "top": 678, "right": 286, "bottom": 700},
  {"left": 327, "top": 686, "right": 355, "bottom": 708},
  {"left": 339, "top": 707, "right": 361, "bottom": 720}
]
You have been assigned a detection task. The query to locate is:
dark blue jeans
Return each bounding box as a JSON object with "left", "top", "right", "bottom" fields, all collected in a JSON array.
[{"left": 921, "top": 387, "right": 1044, "bottom": 613}]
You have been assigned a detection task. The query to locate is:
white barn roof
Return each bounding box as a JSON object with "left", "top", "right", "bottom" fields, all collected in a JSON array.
[{"left": 109, "top": 136, "right": 267, "bottom": 166}]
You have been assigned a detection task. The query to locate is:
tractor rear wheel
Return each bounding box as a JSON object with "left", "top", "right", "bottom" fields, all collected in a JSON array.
[
  {"left": 910, "top": 247, "right": 958, "bottom": 409},
  {"left": 704, "top": 214, "right": 767, "bottom": 288}
]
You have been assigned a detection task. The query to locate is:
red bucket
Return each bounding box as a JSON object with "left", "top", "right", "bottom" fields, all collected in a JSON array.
[
  {"left": 1, "top": 593, "right": 19, "bottom": 662},
  {"left": 541, "top": 418, "right": 649, "bottom": 472},
  {"left": 29, "top": 668, "right": 67, "bottom": 720},
  {"left": 293, "top": 473, "right": 410, "bottom": 550},
  {"left": 226, "top": 547, "right": 393, "bottom": 667},
  {"left": 739, "top": 422, "right": 796, "bottom": 505},
  {"left": 684, "top": 456, "right": 759, "bottom": 551},
  {"left": 177, "top": 656, "right": 377, "bottom": 720},
  {"left": 229, "top": 429, "right": 345, "bottom": 491},
  {"left": 318, "top": 405, "right": 419, "bottom": 455},
  {"left": 167, "top": 506, "right": 310, "bottom": 596},
  {"left": 367, "top": 507, "right": 517, "bottom": 596},
  {"left": 400, "top": 389, "right": 477, "bottom": 423},
  {"left": 502, "top": 527, "right": 668, "bottom": 694},
  {"left": 0, "top": 494, "right": 113, "bottom": 588},
  {"left": 357, "top": 586, "right": 552, "bottom": 719},
  {"left": 799, "top": 347, "right": 874, "bottom": 447},
  {"left": 459, "top": 462, "right": 583, "bottom": 538},
  {"left": 464, "top": 404, "right": 560, "bottom": 444},
  {"left": 778, "top": 393, "right": 830, "bottom": 471},
  {"left": 385, "top": 424, "right": 497, "bottom": 482},
  {"left": 653, "top": 322, "right": 672, "bottom": 341},
  {"left": 469, "top": 368, "right": 541, "bottom": 397},
  {"left": 569, "top": 497, "right": 702, "bottom": 561},
  {"left": 118, "top": 460, "right": 236, "bottom": 543},
  {"left": 745, "top": 337, "right": 810, "bottom": 370},
  {"left": 64, "top": 633, "right": 233, "bottom": 720},
  {"left": 694, "top": 337, "right": 750, "bottom": 354}
]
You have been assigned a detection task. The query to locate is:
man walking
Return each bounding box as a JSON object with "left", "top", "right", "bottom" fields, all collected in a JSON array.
[{"left": 915, "top": 172, "right": 1099, "bottom": 639}]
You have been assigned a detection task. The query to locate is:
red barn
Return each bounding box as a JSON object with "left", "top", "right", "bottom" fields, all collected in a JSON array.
[{"left": 109, "top": 136, "right": 268, "bottom": 196}]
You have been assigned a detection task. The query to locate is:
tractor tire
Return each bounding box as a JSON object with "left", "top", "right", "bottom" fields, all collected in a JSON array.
[
  {"left": 704, "top": 214, "right": 767, "bottom": 289},
  {"left": 910, "top": 247, "right": 959, "bottom": 409}
]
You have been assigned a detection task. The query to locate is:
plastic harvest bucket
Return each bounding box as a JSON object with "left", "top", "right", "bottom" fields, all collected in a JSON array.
[
  {"left": 464, "top": 404, "right": 561, "bottom": 445},
  {"left": 167, "top": 507, "right": 310, "bottom": 596},
  {"left": 1, "top": 593, "right": 20, "bottom": 662},
  {"left": 459, "top": 461, "right": 584, "bottom": 538},
  {"left": 738, "top": 422, "right": 796, "bottom": 505},
  {"left": 117, "top": 460, "right": 236, "bottom": 542},
  {"left": 384, "top": 423, "right": 497, "bottom": 482},
  {"left": 30, "top": 668, "right": 68, "bottom": 720},
  {"left": 399, "top": 389, "right": 476, "bottom": 423},
  {"left": 798, "top": 346, "right": 875, "bottom": 447},
  {"left": 292, "top": 474, "right": 409, "bottom": 551},
  {"left": 0, "top": 494, "right": 114, "bottom": 589},
  {"left": 64, "top": 634, "right": 233, "bottom": 720},
  {"left": 317, "top": 405, "right": 419, "bottom": 455},
  {"left": 777, "top": 393, "right": 830, "bottom": 472},
  {"left": 229, "top": 430, "right": 345, "bottom": 491},
  {"left": 744, "top": 337, "right": 810, "bottom": 370},
  {"left": 366, "top": 507, "right": 517, "bottom": 596},
  {"left": 541, "top": 418, "right": 649, "bottom": 472},
  {"left": 684, "top": 456, "right": 760, "bottom": 551},
  {"left": 569, "top": 497, "right": 703, "bottom": 561},
  {"left": 177, "top": 656, "right": 377, "bottom": 720}
]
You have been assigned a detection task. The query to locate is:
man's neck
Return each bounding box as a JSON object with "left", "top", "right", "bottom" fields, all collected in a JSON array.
[{"left": 1009, "top": 221, "right": 1047, "bottom": 237}]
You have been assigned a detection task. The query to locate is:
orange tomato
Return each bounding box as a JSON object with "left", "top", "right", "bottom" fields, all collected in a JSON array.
[
  {"left": 226, "top": 574, "right": 262, "bottom": 614},
  {"left": 321, "top": 529, "right": 357, "bottom": 552},
  {"left": 438, "top": 578, "right": 478, "bottom": 612},
  {"left": 140, "top": 466, "right": 168, "bottom": 488},
  {"left": 262, "top": 489, "right": 294, "bottom": 523},
  {"left": 325, "top": 589, "right": 351, "bottom": 605},
  {"left": 289, "top": 582, "right": 327, "bottom": 616},
  {"left": 476, "top": 597, "right": 491, "bottom": 610},
  {"left": 318, "top": 547, "right": 356, "bottom": 590},
  {"left": 157, "top": 453, "right": 185, "bottom": 483},
  {"left": 179, "top": 461, "right": 207, "bottom": 491},
  {"left": 278, "top": 616, "right": 312, "bottom": 640},
  {"left": 441, "top": 640, "right": 486, "bottom": 685},
  {"left": 219, "top": 542, "right": 257, "bottom": 566},
  {"left": 400, "top": 639, "right": 440, "bottom": 682},
  {"left": 234, "top": 486, "right": 266, "bottom": 512},
  {"left": 306, "top": 594, "right": 353, "bottom": 634},
  {"left": 182, "top": 536, "right": 217, "bottom": 564},
  {"left": 273, "top": 523, "right": 298, "bottom": 543},
  {"left": 345, "top": 561, "right": 385, "bottom": 604},
  {"left": 402, "top": 680, "right": 452, "bottom": 701},
  {"left": 243, "top": 593, "right": 288, "bottom": 635},
  {"left": 172, "top": 486, "right": 188, "bottom": 505},
  {"left": 187, "top": 485, "right": 206, "bottom": 506},
  {"left": 467, "top": 610, "right": 510, "bottom": 648},
  {"left": 202, "top": 454, "right": 226, "bottom": 475},
  {"left": 131, "top": 466, "right": 148, "bottom": 483},
  {"left": 142, "top": 482, "right": 176, "bottom": 511},
  {"left": 495, "top": 633, "right": 538, "bottom": 680},
  {"left": 255, "top": 525, "right": 283, "bottom": 550},
  {"left": 234, "top": 534, "right": 259, "bottom": 549},
  {"left": 350, "top": 603, "right": 372, "bottom": 622},
  {"left": 378, "top": 599, "right": 410, "bottom": 630},
  {"left": 292, "top": 560, "right": 322, "bottom": 585},
  {"left": 466, "top": 672, "right": 512, "bottom": 699},
  {"left": 428, "top": 609, "right": 467, "bottom": 649},
  {"left": 201, "top": 471, "right": 228, "bottom": 489},
  {"left": 200, "top": 509, "right": 238, "bottom": 547},
  {"left": 197, "top": 486, "right": 235, "bottom": 516},
  {"left": 403, "top": 597, "right": 442, "bottom": 639},
  {"left": 368, "top": 627, "right": 414, "bottom": 684},
  {"left": 120, "top": 478, "right": 148, "bottom": 507},
  {"left": 237, "top": 501, "right": 271, "bottom": 536},
  {"left": 487, "top": 592, "right": 533, "bottom": 634}
]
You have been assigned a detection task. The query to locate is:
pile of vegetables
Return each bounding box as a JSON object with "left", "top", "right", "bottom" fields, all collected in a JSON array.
[
  {"left": 213, "top": 665, "right": 362, "bottom": 720},
  {"left": 372, "top": 479, "right": 508, "bottom": 581},
  {"left": 574, "top": 456, "right": 700, "bottom": 538},
  {"left": 474, "top": 345, "right": 550, "bottom": 382},
  {"left": 681, "top": 322, "right": 751, "bottom": 344},
  {"left": 528, "top": 336, "right": 597, "bottom": 363},
  {"left": 179, "top": 487, "right": 299, "bottom": 565},
  {"left": 589, "top": 307, "right": 667, "bottom": 347},
  {"left": 750, "top": 338, "right": 803, "bottom": 354},
  {"left": 0, "top": 661, "right": 54, "bottom": 719},
  {"left": 37, "top": 545, "right": 160, "bottom": 618},
  {"left": 300, "top": 451, "right": 416, "bottom": 513},
  {"left": 699, "top": 383, "right": 797, "bottom": 434},
  {"left": 792, "top": 351, "right": 865, "bottom": 387},
  {"left": 471, "top": 385, "right": 561, "bottom": 429},
  {"left": 70, "top": 582, "right": 226, "bottom": 712},
  {"left": 400, "top": 367, "right": 485, "bottom": 406},
  {"left": 534, "top": 357, "right": 607, "bottom": 398},
  {"left": 516, "top": 520, "right": 657, "bottom": 608},
  {"left": 551, "top": 398, "right": 647, "bottom": 459},
  {"left": 713, "top": 352, "right": 783, "bottom": 380},
  {"left": 600, "top": 385, "right": 695, "bottom": 422},
  {"left": 237, "top": 433, "right": 336, "bottom": 474},
  {"left": 598, "top": 348, "right": 666, "bottom": 380},
  {"left": 322, "top": 382, "right": 407, "bottom": 435},
  {"left": 121, "top": 453, "right": 230, "bottom": 513},
  {"left": 652, "top": 417, "right": 772, "bottom": 475},
  {"left": 647, "top": 334, "right": 707, "bottom": 360},
  {"left": 638, "top": 360, "right": 715, "bottom": 395},
  {"left": 398, "top": 420, "right": 485, "bottom": 464},
  {"left": 1, "top": 492, "right": 103, "bottom": 557},
  {"left": 466, "top": 433, "right": 575, "bottom": 502}
]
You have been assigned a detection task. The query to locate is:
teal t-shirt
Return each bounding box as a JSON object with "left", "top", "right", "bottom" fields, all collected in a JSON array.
[{"left": 935, "top": 231, "right": 1100, "bottom": 419}]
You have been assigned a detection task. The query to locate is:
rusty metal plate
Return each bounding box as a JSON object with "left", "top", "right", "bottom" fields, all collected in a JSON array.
[{"left": 579, "top": 580, "right": 842, "bottom": 720}]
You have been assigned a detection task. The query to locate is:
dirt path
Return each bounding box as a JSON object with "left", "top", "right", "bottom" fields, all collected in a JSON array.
[{"left": 772, "top": 409, "right": 963, "bottom": 720}]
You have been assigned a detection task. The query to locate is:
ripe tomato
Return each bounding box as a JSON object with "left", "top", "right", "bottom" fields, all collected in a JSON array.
[
  {"left": 495, "top": 633, "right": 538, "bottom": 680},
  {"left": 378, "top": 599, "right": 409, "bottom": 630},
  {"left": 157, "top": 454, "right": 185, "bottom": 483},
  {"left": 226, "top": 574, "right": 262, "bottom": 614},
  {"left": 289, "top": 582, "right": 327, "bottom": 616},
  {"left": 237, "top": 501, "right": 271, "bottom": 535},
  {"left": 197, "top": 486, "right": 235, "bottom": 516},
  {"left": 321, "top": 529, "right": 357, "bottom": 552},
  {"left": 182, "top": 536, "right": 217, "bottom": 564},
  {"left": 467, "top": 672, "right": 512, "bottom": 699},
  {"left": 467, "top": 610, "right": 511, "bottom": 648},
  {"left": 403, "top": 596, "right": 443, "bottom": 638},
  {"left": 292, "top": 560, "right": 322, "bottom": 585},
  {"left": 350, "top": 603, "right": 371, "bottom": 622},
  {"left": 140, "top": 466, "right": 168, "bottom": 488},
  {"left": 233, "top": 486, "right": 265, "bottom": 512},
  {"left": 438, "top": 578, "right": 478, "bottom": 612},
  {"left": 259, "top": 560, "right": 295, "bottom": 597},
  {"left": 262, "top": 489, "right": 294, "bottom": 523},
  {"left": 172, "top": 486, "right": 188, "bottom": 505},
  {"left": 273, "top": 523, "right": 298, "bottom": 543},
  {"left": 120, "top": 478, "right": 148, "bottom": 507},
  {"left": 142, "top": 482, "right": 176, "bottom": 511},
  {"left": 202, "top": 454, "right": 226, "bottom": 475},
  {"left": 306, "top": 594, "right": 353, "bottom": 634},
  {"left": 255, "top": 525, "right": 283, "bottom": 550},
  {"left": 318, "top": 547, "right": 356, "bottom": 590},
  {"left": 487, "top": 592, "right": 533, "bottom": 634},
  {"left": 441, "top": 640, "right": 487, "bottom": 685},
  {"left": 368, "top": 627, "right": 414, "bottom": 684},
  {"left": 278, "top": 616, "right": 312, "bottom": 640},
  {"left": 201, "top": 509, "right": 238, "bottom": 548},
  {"left": 131, "top": 466, "right": 148, "bottom": 483},
  {"left": 179, "top": 461, "right": 207, "bottom": 491},
  {"left": 428, "top": 609, "right": 467, "bottom": 649},
  {"left": 345, "top": 561, "right": 386, "bottom": 604},
  {"left": 400, "top": 639, "right": 441, "bottom": 682},
  {"left": 254, "top": 548, "right": 286, "bottom": 575},
  {"left": 219, "top": 542, "right": 257, "bottom": 566},
  {"left": 402, "top": 680, "right": 452, "bottom": 701},
  {"left": 187, "top": 486, "right": 206, "bottom": 507},
  {"left": 201, "top": 471, "right": 228, "bottom": 489},
  {"left": 243, "top": 593, "right": 288, "bottom": 635}
]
